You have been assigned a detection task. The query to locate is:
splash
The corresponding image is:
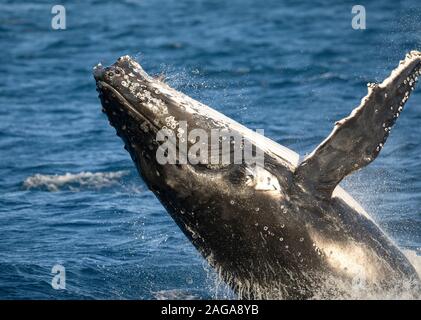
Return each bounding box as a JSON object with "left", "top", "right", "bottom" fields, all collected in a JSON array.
[
  {"left": 200, "top": 248, "right": 421, "bottom": 300},
  {"left": 23, "top": 171, "right": 129, "bottom": 192},
  {"left": 404, "top": 249, "right": 421, "bottom": 278}
]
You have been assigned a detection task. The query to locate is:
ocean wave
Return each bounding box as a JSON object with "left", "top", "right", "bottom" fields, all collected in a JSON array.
[{"left": 22, "top": 171, "right": 129, "bottom": 192}]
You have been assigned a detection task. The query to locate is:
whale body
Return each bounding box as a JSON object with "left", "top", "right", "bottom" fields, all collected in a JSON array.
[{"left": 94, "top": 52, "right": 421, "bottom": 299}]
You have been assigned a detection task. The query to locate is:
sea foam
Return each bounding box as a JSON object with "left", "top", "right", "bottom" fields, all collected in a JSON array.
[{"left": 23, "top": 171, "right": 129, "bottom": 192}]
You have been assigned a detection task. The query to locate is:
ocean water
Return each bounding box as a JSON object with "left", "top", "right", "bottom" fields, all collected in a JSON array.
[{"left": 1, "top": 0, "right": 421, "bottom": 299}]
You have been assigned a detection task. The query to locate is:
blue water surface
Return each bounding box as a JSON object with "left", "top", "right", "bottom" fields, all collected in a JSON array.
[{"left": 1, "top": 0, "right": 421, "bottom": 299}]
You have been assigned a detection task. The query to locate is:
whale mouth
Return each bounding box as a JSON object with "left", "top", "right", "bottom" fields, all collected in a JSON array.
[
  {"left": 96, "top": 80, "right": 160, "bottom": 133},
  {"left": 93, "top": 57, "right": 169, "bottom": 138}
]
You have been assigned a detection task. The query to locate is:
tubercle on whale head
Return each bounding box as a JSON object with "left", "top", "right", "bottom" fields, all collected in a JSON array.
[{"left": 93, "top": 56, "right": 163, "bottom": 129}]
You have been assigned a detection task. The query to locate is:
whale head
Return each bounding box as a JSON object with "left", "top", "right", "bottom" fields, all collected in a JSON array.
[{"left": 93, "top": 56, "right": 294, "bottom": 262}]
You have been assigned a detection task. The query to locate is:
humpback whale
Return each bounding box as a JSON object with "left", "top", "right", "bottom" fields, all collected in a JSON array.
[{"left": 94, "top": 51, "right": 421, "bottom": 299}]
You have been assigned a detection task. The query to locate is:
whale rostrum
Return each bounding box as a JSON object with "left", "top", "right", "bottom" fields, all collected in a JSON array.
[{"left": 94, "top": 51, "right": 421, "bottom": 299}]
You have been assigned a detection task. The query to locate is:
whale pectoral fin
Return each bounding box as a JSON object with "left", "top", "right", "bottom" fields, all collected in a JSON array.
[{"left": 294, "top": 51, "right": 421, "bottom": 199}]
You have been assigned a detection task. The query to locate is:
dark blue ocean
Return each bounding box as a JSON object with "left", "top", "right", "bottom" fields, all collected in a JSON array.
[{"left": 1, "top": 0, "right": 421, "bottom": 299}]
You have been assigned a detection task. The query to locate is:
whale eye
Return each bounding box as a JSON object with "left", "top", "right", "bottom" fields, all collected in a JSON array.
[
  {"left": 245, "top": 173, "right": 254, "bottom": 185},
  {"left": 245, "top": 166, "right": 281, "bottom": 191},
  {"left": 241, "top": 166, "right": 254, "bottom": 183}
]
